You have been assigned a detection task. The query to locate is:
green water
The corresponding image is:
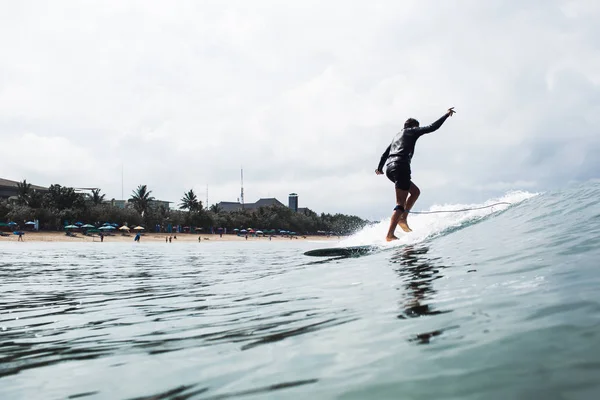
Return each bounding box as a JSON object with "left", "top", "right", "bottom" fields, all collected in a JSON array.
[{"left": 1, "top": 184, "right": 600, "bottom": 399}]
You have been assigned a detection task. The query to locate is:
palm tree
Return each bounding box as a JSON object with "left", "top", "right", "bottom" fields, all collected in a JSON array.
[
  {"left": 16, "top": 179, "right": 32, "bottom": 206},
  {"left": 28, "top": 191, "right": 44, "bottom": 208},
  {"left": 180, "top": 189, "right": 200, "bottom": 212},
  {"left": 209, "top": 203, "right": 222, "bottom": 213},
  {"left": 90, "top": 188, "right": 105, "bottom": 205},
  {"left": 129, "top": 184, "right": 155, "bottom": 216}
]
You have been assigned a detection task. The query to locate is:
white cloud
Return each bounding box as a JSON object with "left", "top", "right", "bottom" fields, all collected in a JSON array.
[
  {"left": 2, "top": 133, "right": 115, "bottom": 184},
  {"left": 1, "top": 0, "right": 599, "bottom": 219}
]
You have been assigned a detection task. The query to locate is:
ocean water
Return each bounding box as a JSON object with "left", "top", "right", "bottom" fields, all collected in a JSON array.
[{"left": 2, "top": 182, "right": 600, "bottom": 400}]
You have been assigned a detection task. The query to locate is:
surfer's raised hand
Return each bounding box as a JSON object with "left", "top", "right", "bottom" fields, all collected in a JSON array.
[
  {"left": 447, "top": 107, "right": 456, "bottom": 117},
  {"left": 375, "top": 169, "right": 384, "bottom": 175}
]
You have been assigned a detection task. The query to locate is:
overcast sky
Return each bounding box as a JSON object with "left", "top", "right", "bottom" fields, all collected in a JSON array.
[{"left": 1, "top": 0, "right": 599, "bottom": 220}]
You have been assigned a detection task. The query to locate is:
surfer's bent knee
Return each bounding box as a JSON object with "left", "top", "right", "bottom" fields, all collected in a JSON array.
[{"left": 410, "top": 184, "right": 420, "bottom": 196}]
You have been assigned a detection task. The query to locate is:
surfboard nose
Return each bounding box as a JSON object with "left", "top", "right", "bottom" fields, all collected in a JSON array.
[{"left": 304, "top": 245, "right": 378, "bottom": 257}]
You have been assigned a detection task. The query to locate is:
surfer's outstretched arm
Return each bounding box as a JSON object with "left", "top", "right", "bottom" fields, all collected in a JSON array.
[
  {"left": 413, "top": 107, "right": 456, "bottom": 136},
  {"left": 376, "top": 144, "right": 391, "bottom": 174}
]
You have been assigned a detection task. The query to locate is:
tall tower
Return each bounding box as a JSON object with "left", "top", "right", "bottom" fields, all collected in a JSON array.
[
  {"left": 240, "top": 167, "right": 244, "bottom": 209},
  {"left": 288, "top": 193, "right": 298, "bottom": 212}
]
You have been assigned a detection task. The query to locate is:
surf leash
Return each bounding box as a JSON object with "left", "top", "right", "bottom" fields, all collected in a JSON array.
[{"left": 408, "top": 202, "right": 512, "bottom": 214}]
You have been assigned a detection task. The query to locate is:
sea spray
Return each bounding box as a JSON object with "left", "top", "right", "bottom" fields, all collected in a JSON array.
[{"left": 340, "top": 190, "right": 539, "bottom": 247}]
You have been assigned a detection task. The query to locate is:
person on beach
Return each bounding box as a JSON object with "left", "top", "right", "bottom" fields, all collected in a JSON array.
[{"left": 376, "top": 107, "right": 456, "bottom": 241}]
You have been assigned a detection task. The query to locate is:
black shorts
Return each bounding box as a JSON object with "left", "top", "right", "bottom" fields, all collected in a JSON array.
[{"left": 385, "top": 162, "right": 411, "bottom": 190}]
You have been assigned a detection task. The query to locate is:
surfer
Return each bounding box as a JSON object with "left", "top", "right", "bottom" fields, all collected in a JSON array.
[{"left": 376, "top": 107, "right": 456, "bottom": 241}]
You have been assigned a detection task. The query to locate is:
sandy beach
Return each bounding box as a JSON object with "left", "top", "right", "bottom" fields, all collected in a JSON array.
[{"left": 0, "top": 231, "right": 341, "bottom": 243}]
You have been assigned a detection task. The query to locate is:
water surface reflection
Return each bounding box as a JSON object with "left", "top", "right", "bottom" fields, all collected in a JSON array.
[{"left": 391, "top": 245, "right": 454, "bottom": 344}]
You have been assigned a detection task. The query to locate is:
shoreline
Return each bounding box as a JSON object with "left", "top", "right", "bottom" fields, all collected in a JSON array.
[{"left": 0, "top": 231, "right": 342, "bottom": 243}]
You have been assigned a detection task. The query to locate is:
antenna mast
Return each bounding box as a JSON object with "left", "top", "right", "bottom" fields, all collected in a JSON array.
[{"left": 240, "top": 167, "right": 244, "bottom": 209}]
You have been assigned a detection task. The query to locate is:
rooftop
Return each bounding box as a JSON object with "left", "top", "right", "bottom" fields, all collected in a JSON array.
[
  {"left": 0, "top": 178, "right": 48, "bottom": 191},
  {"left": 217, "top": 198, "right": 287, "bottom": 212}
]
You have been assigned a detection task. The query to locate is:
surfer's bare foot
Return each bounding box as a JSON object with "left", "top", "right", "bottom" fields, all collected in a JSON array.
[
  {"left": 386, "top": 235, "right": 399, "bottom": 242},
  {"left": 398, "top": 221, "right": 412, "bottom": 232},
  {"left": 398, "top": 214, "right": 412, "bottom": 232}
]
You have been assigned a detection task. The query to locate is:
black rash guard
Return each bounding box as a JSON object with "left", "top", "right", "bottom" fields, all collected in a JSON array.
[{"left": 377, "top": 113, "right": 449, "bottom": 171}]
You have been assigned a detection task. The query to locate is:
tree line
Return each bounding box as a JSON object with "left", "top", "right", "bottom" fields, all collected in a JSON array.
[{"left": 0, "top": 180, "right": 371, "bottom": 235}]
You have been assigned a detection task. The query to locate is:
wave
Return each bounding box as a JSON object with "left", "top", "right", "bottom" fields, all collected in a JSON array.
[{"left": 340, "top": 190, "right": 539, "bottom": 248}]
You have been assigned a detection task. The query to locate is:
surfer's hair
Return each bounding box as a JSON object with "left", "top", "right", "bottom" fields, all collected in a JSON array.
[{"left": 404, "top": 118, "right": 419, "bottom": 128}]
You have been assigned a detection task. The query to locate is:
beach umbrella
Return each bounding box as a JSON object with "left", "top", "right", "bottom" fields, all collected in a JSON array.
[
  {"left": 233, "top": 228, "right": 239, "bottom": 231},
  {"left": 102, "top": 222, "right": 112, "bottom": 226},
  {"left": 256, "top": 230, "right": 263, "bottom": 234},
  {"left": 119, "top": 226, "right": 130, "bottom": 231},
  {"left": 25, "top": 221, "right": 36, "bottom": 225},
  {"left": 133, "top": 226, "right": 145, "bottom": 230},
  {"left": 8, "top": 222, "right": 17, "bottom": 226},
  {"left": 75, "top": 222, "right": 83, "bottom": 226},
  {"left": 64, "top": 225, "right": 78, "bottom": 229},
  {"left": 111, "top": 223, "right": 119, "bottom": 227},
  {"left": 82, "top": 224, "right": 95, "bottom": 228},
  {"left": 99, "top": 226, "right": 115, "bottom": 230},
  {"left": 240, "top": 229, "right": 247, "bottom": 233}
]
